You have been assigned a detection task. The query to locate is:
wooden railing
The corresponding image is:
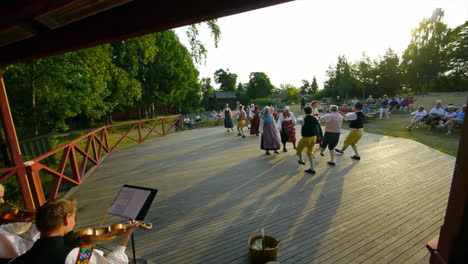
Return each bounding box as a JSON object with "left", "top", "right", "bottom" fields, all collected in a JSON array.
[{"left": 0, "top": 115, "right": 182, "bottom": 210}]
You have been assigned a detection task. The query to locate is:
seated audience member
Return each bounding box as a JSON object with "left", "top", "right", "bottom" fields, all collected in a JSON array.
[
  {"left": 443, "top": 105, "right": 465, "bottom": 135},
  {"left": 389, "top": 97, "right": 399, "bottom": 112},
  {"left": 362, "top": 105, "right": 371, "bottom": 115},
  {"left": 400, "top": 97, "right": 409, "bottom": 112},
  {"left": 194, "top": 113, "right": 202, "bottom": 122},
  {"left": 10, "top": 199, "right": 138, "bottom": 264},
  {"left": 375, "top": 97, "right": 382, "bottom": 105},
  {"left": 366, "top": 95, "right": 374, "bottom": 104},
  {"left": 183, "top": 115, "right": 192, "bottom": 130},
  {"left": 425, "top": 100, "right": 445, "bottom": 128},
  {"left": 407, "top": 106, "right": 427, "bottom": 131},
  {"left": 211, "top": 111, "right": 217, "bottom": 119},
  {"left": 351, "top": 97, "right": 359, "bottom": 105},
  {"left": 438, "top": 106, "right": 457, "bottom": 127}
]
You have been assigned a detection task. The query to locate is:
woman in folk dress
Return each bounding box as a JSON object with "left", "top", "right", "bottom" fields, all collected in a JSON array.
[
  {"left": 259, "top": 107, "right": 281, "bottom": 155},
  {"left": 223, "top": 104, "right": 234, "bottom": 132},
  {"left": 277, "top": 106, "right": 297, "bottom": 152}
]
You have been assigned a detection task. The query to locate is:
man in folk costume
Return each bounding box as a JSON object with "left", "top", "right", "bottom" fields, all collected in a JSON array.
[
  {"left": 250, "top": 105, "right": 260, "bottom": 136},
  {"left": 319, "top": 105, "right": 343, "bottom": 166},
  {"left": 296, "top": 106, "right": 323, "bottom": 174},
  {"left": 259, "top": 107, "right": 281, "bottom": 155},
  {"left": 223, "top": 104, "right": 234, "bottom": 132},
  {"left": 237, "top": 105, "right": 247, "bottom": 138},
  {"left": 277, "top": 106, "right": 297, "bottom": 152},
  {"left": 310, "top": 100, "right": 322, "bottom": 153},
  {"left": 335, "top": 102, "right": 365, "bottom": 160}
]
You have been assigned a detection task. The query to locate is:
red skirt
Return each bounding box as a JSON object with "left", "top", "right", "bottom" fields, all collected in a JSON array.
[{"left": 280, "top": 120, "right": 296, "bottom": 143}]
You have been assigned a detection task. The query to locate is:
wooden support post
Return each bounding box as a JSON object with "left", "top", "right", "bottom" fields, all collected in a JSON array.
[
  {"left": 0, "top": 72, "right": 36, "bottom": 210},
  {"left": 429, "top": 97, "right": 468, "bottom": 263}
]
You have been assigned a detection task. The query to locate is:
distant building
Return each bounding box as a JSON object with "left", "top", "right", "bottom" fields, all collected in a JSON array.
[{"left": 210, "top": 91, "right": 237, "bottom": 110}]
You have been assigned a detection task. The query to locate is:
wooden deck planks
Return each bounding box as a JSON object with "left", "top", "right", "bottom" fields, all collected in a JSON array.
[{"left": 68, "top": 126, "right": 455, "bottom": 264}]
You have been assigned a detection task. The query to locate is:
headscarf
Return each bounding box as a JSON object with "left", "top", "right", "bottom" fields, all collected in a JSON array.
[{"left": 262, "top": 107, "right": 273, "bottom": 124}]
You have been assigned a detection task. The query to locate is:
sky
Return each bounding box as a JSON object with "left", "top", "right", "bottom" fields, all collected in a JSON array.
[{"left": 175, "top": 0, "right": 468, "bottom": 89}]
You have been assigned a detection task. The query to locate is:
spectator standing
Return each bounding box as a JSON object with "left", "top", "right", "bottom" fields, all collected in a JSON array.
[
  {"left": 301, "top": 96, "right": 306, "bottom": 110},
  {"left": 378, "top": 95, "right": 389, "bottom": 119}
]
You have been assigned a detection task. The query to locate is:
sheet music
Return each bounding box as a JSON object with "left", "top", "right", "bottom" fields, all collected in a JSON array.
[{"left": 109, "top": 186, "right": 151, "bottom": 219}]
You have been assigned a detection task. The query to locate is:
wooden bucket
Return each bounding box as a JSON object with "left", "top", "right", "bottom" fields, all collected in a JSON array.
[{"left": 248, "top": 235, "right": 279, "bottom": 264}]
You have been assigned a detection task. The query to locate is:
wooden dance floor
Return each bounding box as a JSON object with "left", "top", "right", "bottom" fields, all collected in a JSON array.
[{"left": 69, "top": 126, "right": 455, "bottom": 264}]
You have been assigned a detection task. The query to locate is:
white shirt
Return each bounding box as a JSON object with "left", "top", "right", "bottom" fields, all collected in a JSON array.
[
  {"left": 276, "top": 112, "right": 296, "bottom": 130},
  {"left": 411, "top": 110, "right": 427, "bottom": 118},
  {"left": 429, "top": 107, "right": 444, "bottom": 115},
  {"left": 320, "top": 113, "right": 343, "bottom": 133},
  {"left": 65, "top": 246, "right": 128, "bottom": 264},
  {"left": 0, "top": 222, "right": 39, "bottom": 258}
]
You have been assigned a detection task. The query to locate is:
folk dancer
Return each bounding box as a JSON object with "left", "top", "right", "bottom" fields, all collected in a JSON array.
[
  {"left": 237, "top": 105, "right": 247, "bottom": 138},
  {"left": 259, "top": 107, "right": 281, "bottom": 155},
  {"left": 250, "top": 105, "right": 260, "bottom": 136},
  {"left": 335, "top": 102, "right": 365, "bottom": 160},
  {"left": 10, "top": 198, "right": 139, "bottom": 264},
  {"left": 223, "top": 104, "right": 234, "bottom": 132},
  {"left": 0, "top": 184, "right": 39, "bottom": 263},
  {"left": 277, "top": 106, "right": 296, "bottom": 152},
  {"left": 296, "top": 106, "right": 323, "bottom": 174},
  {"left": 310, "top": 100, "right": 322, "bottom": 153},
  {"left": 319, "top": 105, "right": 343, "bottom": 166}
]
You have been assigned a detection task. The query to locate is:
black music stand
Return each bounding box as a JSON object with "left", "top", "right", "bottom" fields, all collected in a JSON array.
[{"left": 108, "top": 185, "right": 158, "bottom": 264}]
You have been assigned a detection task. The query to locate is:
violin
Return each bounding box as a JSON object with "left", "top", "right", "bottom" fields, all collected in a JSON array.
[
  {"left": 0, "top": 211, "right": 36, "bottom": 223},
  {"left": 74, "top": 221, "right": 152, "bottom": 243},
  {"left": 0, "top": 201, "right": 36, "bottom": 223}
]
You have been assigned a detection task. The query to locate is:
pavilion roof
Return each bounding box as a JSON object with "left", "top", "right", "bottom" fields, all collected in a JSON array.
[{"left": 0, "top": 0, "right": 292, "bottom": 67}]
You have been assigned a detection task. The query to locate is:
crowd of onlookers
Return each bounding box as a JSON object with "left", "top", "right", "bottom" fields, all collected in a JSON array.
[
  {"left": 181, "top": 96, "right": 465, "bottom": 136},
  {"left": 407, "top": 101, "right": 465, "bottom": 135},
  {"left": 324, "top": 94, "right": 465, "bottom": 136}
]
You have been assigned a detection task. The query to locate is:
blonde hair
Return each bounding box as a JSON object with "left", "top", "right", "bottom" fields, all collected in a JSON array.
[{"left": 36, "top": 199, "right": 76, "bottom": 232}]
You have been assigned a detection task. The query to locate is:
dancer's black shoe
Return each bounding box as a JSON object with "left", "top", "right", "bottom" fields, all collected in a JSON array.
[{"left": 305, "top": 169, "right": 316, "bottom": 174}]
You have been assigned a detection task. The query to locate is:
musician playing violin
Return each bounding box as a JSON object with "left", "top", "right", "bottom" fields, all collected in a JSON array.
[
  {"left": 0, "top": 184, "right": 39, "bottom": 262},
  {"left": 10, "top": 198, "right": 139, "bottom": 264}
]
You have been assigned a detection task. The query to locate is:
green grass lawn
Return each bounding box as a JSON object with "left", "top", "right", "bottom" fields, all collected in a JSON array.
[{"left": 288, "top": 92, "right": 467, "bottom": 157}]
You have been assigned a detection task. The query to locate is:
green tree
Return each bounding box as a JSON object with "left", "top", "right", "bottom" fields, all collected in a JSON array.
[
  {"left": 375, "top": 48, "right": 402, "bottom": 96},
  {"left": 300, "top": 80, "right": 310, "bottom": 95},
  {"left": 186, "top": 20, "right": 221, "bottom": 64},
  {"left": 354, "top": 53, "right": 377, "bottom": 98},
  {"left": 140, "top": 30, "right": 200, "bottom": 115},
  {"left": 214, "top": 69, "right": 237, "bottom": 92},
  {"left": 310, "top": 76, "right": 319, "bottom": 94},
  {"left": 246, "top": 72, "right": 274, "bottom": 99},
  {"left": 201, "top": 77, "right": 215, "bottom": 110},
  {"left": 279, "top": 83, "right": 299, "bottom": 103},
  {"left": 402, "top": 9, "right": 450, "bottom": 92}
]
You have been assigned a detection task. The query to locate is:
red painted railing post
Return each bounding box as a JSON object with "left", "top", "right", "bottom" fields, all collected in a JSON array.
[
  {"left": 0, "top": 73, "right": 36, "bottom": 210},
  {"left": 24, "top": 161, "right": 46, "bottom": 208},
  {"left": 137, "top": 122, "right": 142, "bottom": 143}
]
